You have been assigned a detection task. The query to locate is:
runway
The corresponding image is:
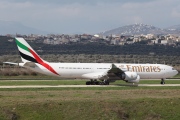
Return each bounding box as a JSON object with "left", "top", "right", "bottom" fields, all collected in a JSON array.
[{"left": 0, "top": 84, "right": 180, "bottom": 88}]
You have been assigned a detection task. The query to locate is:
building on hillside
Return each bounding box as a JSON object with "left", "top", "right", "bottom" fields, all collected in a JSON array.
[{"left": 151, "top": 39, "right": 159, "bottom": 44}]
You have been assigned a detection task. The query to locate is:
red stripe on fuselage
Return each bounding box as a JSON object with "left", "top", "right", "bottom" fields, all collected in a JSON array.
[{"left": 29, "top": 48, "right": 59, "bottom": 75}]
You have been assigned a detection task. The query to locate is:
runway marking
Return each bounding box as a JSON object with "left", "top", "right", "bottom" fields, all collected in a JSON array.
[
  {"left": 0, "top": 84, "right": 180, "bottom": 88},
  {"left": 0, "top": 85, "right": 112, "bottom": 88}
]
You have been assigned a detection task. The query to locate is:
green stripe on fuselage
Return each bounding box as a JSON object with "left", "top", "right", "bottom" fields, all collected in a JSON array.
[{"left": 15, "top": 39, "right": 29, "bottom": 52}]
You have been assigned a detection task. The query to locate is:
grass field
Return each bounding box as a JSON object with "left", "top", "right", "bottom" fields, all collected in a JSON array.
[
  {"left": 0, "top": 87, "right": 180, "bottom": 120},
  {"left": 0, "top": 79, "right": 180, "bottom": 120}
]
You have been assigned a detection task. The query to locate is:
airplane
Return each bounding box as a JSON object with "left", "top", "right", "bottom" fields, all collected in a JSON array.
[{"left": 4, "top": 37, "right": 178, "bottom": 85}]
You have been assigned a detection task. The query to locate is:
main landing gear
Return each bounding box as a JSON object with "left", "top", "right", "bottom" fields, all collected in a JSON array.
[
  {"left": 86, "top": 79, "right": 109, "bottom": 85},
  {"left": 160, "top": 78, "right": 165, "bottom": 85}
]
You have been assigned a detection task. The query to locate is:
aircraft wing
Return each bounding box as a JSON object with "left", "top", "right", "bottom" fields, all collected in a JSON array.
[
  {"left": 108, "top": 64, "right": 124, "bottom": 74},
  {"left": 82, "top": 64, "right": 124, "bottom": 80},
  {"left": 3, "top": 62, "right": 38, "bottom": 68},
  {"left": 99, "top": 64, "right": 125, "bottom": 81}
]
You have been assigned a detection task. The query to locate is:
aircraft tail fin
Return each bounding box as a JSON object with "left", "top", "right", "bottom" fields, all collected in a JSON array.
[
  {"left": 15, "top": 37, "right": 59, "bottom": 75},
  {"left": 15, "top": 37, "right": 45, "bottom": 63}
]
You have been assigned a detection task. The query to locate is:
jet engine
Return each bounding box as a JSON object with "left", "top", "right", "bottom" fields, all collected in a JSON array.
[{"left": 120, "top": 71, "right": 140, "bottom": 83}]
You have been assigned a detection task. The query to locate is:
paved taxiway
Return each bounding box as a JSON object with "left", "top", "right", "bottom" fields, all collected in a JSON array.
[{"left": 0, "top": 84, "right": 180, "bottom": 88}]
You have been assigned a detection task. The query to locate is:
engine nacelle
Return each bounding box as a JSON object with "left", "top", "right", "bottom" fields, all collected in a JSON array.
[
  {"left": 121, "top": 72, "right": 140, "bottom": 83},
  {"left": 126, "top": 75, "right": 140, "bottom": 83}
]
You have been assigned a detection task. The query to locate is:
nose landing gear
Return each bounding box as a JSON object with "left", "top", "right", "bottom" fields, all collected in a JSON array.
[{"left": 160, "top": 78, "right": 165, "bottom": 85}]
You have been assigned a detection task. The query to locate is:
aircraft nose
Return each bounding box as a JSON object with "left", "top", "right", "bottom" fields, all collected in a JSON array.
[
  {"left": 172, "top": 69, "right": 179, "bottom": 76},
  {"left": 175, "top": 70, "right": 179, "bottom": 75}
]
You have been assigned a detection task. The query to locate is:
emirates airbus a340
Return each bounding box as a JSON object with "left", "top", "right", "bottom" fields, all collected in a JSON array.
[{"left": 4, "top": 38, "right": 178, "bottom": 85}]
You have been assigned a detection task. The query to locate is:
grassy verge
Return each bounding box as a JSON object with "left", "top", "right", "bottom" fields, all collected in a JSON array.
[
  {"left": 0, "top": 76, "right": 180, "bottom": 119},
  {"left": 0, "top": 88, "right": 180, "bottom": 120}
]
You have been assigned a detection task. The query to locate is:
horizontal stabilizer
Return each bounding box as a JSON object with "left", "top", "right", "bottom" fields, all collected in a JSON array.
[{"left": 3, "top": 62, "right": 19, "bottom": 65}]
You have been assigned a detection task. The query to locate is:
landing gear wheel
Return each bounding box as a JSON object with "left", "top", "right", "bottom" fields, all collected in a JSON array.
[
  {"left": 160, "top": 79, "right": 165, "bottom": 85},
  {"left": 86, "top": 80, "right": 100, "bottom": 85},
  {"left": 160, "top": 81, "right": 165, "bottom": 85},
  {"left": 86, "top": 81, "right": 91, "bottom": 85},
  {"left": 105, "top": 81, "right": 109, "bottom": 85},
  {"left": 99, "top": 82, "right": 104, "bottom": 85},
  {"left": 94, "top": 81, "right": 100, "bottom": 85},
  {"left": 103, "top": 80, "right": 109, "bottom": 85},
  {"left": 86, "top": 80, "right": 109, "bottom": 85}
]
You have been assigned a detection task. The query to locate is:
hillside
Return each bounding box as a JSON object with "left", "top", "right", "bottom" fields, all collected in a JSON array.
[
  {"left": 102, "top": 23, "right": 180, "bottom": 35},
  {"left": 0, "top": 36, "right": 180, "bottom": 57},
  {"left": 166, "top": 24, "right": 180, "bottom": 30}
]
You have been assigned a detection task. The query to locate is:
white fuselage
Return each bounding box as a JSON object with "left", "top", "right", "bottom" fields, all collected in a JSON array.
[{"left": 23, "top": 63, "right": 178, "bottom": 80}]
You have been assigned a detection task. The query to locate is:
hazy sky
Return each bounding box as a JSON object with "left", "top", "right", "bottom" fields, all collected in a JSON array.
[{"left": 1, "top": 0, "right": 180, "bottom": 34}]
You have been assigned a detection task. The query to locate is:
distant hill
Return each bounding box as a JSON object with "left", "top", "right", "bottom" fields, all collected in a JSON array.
[
  {"left": 102, "top": 23, "right": 180, "bottom": 35},
  {"left": 0, "top": 20, "right": 48, "bottom": 35},
  {"left": 166, "top": 25, "right": 180, "bottom": 30}
]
